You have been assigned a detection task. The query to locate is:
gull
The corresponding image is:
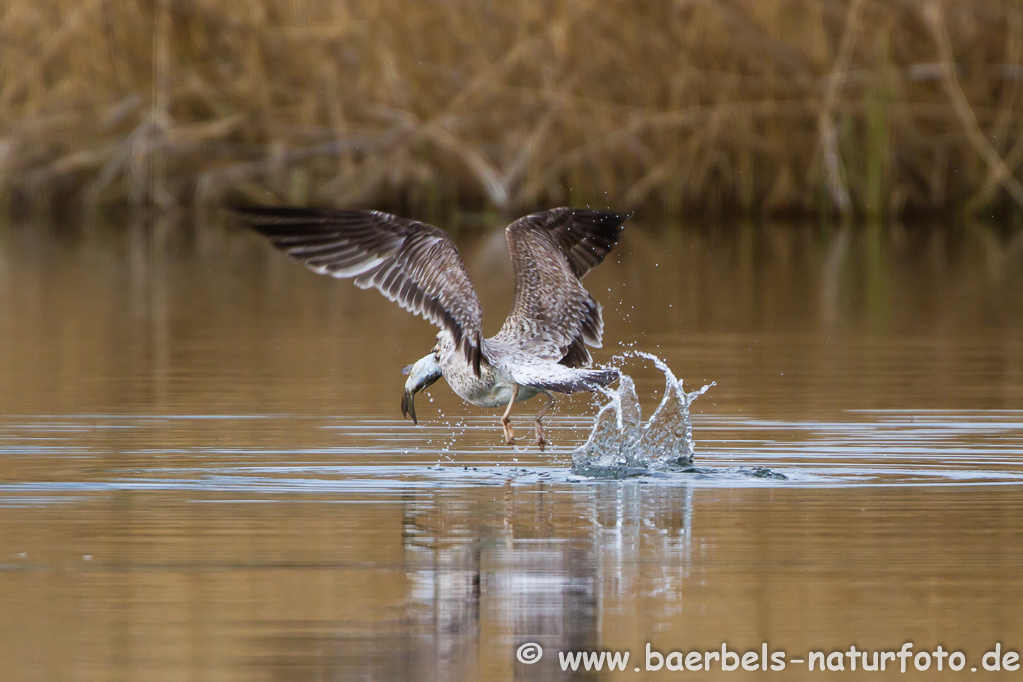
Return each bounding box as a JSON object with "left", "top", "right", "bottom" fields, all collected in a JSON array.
[{"left": 234, "top": 206, "right": 628, "bottom": 449}]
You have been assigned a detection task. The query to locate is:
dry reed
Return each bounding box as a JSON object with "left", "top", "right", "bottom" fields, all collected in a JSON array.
[{"left": 1, "top": 0, "right": 1022, "bottom": 219}]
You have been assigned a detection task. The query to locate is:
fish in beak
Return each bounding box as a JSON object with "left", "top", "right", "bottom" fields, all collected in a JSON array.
[{"left": 401, "top": 353, "right": 442, "bottom": 425}]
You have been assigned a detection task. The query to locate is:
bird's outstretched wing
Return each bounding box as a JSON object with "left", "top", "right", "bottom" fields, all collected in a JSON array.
[
  {"left": 492, "top": 208, "right": 629, "bottom": 367},
  {"left": 233, "top": 206, "right": 484, "bottom": 374}
]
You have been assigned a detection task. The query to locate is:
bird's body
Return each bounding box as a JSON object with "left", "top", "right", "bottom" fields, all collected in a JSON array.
[
  {"left": 441, "top": 334, "right": 539, "bottom": 408},
  {"left": 235, "top": 206, "right": 629, "bottom": 448}
]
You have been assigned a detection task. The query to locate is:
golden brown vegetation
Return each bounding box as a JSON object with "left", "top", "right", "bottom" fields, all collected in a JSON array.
[{"left": 1, "top": 0, "right": 1023, "bottom": 219}]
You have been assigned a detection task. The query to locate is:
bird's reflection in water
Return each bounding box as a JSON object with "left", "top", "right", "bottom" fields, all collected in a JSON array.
[{"left": 256, "top": 485, "right": 694, "bottom": 680}]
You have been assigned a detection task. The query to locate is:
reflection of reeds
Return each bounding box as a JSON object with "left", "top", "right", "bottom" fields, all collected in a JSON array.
[{"left": 1, "top": 0, "right": 1022, "bottom": 219}]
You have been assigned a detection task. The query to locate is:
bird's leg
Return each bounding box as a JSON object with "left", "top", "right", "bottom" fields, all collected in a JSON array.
[
  {"left": 501, "top": 385, "right": 519, "bottom": 445},
  {"left": 535, "top": 391, "right": 555, "bottom": 451}
]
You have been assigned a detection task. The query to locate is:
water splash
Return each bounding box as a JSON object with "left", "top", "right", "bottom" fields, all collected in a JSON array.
[{"left": 572, "top": 352, "right": 714, "bottom": 477}]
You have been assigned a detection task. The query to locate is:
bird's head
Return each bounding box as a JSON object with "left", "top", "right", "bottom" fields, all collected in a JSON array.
[{"left": 401, "top": 352, "right": 443, "bottom": 425}]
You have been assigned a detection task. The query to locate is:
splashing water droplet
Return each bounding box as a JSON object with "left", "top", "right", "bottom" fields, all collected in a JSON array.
[{"left": 572, "top": 352, "right": 714, "bottom": 477}]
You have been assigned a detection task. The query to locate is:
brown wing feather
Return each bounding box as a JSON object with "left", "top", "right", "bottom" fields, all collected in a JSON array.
[
  {"left": 494, "top": 208, "right": 628, "bottom": 366},
  {"left": 233, "top": 206, "right": 483, "bottom": 374},
  {"left": 544, "top": 207, "right": 630, "bottom": 279}
]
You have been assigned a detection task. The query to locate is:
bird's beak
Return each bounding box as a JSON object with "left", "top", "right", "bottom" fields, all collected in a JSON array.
[
  {"left": 401, "top": 354, "right": 442, "bottom": 425},
  {"left": 401, "top": 388, "right": 418, "bottom": 425}
]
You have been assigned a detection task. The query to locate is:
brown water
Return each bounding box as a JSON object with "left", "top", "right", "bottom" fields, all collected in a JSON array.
[{"left": 1, "top": 217, "right": 1022, "bottom": 681}]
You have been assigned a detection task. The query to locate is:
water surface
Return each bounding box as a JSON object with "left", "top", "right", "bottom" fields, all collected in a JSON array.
[{"left": 1, "top": 218, "right": 1022, "bottom": 680}]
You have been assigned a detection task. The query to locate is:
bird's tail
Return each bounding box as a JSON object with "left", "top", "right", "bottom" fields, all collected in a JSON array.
[
  {"left": 514, "top": 364, "right": 619, "bottom": 394},
  {"left": 576, "top": 367, "right": 620, "bottom": 389}
]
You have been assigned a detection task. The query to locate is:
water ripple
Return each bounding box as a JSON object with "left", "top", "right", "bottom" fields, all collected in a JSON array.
[{"left": 0, "top": 407, "right": 1021, "bottom": 507}]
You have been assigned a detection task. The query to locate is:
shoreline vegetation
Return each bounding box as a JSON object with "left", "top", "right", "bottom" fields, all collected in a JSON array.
[{"left": 2, "top": 0, "right": 1023, "bottom": 222}]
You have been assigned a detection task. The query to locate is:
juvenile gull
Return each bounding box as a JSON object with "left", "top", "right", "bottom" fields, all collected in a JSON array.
[{"left": 234, "top": 206, "right": 628, "bottom": 449}]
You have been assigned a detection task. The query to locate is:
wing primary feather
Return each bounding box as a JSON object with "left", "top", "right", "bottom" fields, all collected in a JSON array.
[{"left": 233, "top": 205, "right": 485, "bottom": 376}]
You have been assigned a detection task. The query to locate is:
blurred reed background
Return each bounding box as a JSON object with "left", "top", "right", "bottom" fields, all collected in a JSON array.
[{"left": 1, "top": 0, "right": 1022, "bottom": 220}]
